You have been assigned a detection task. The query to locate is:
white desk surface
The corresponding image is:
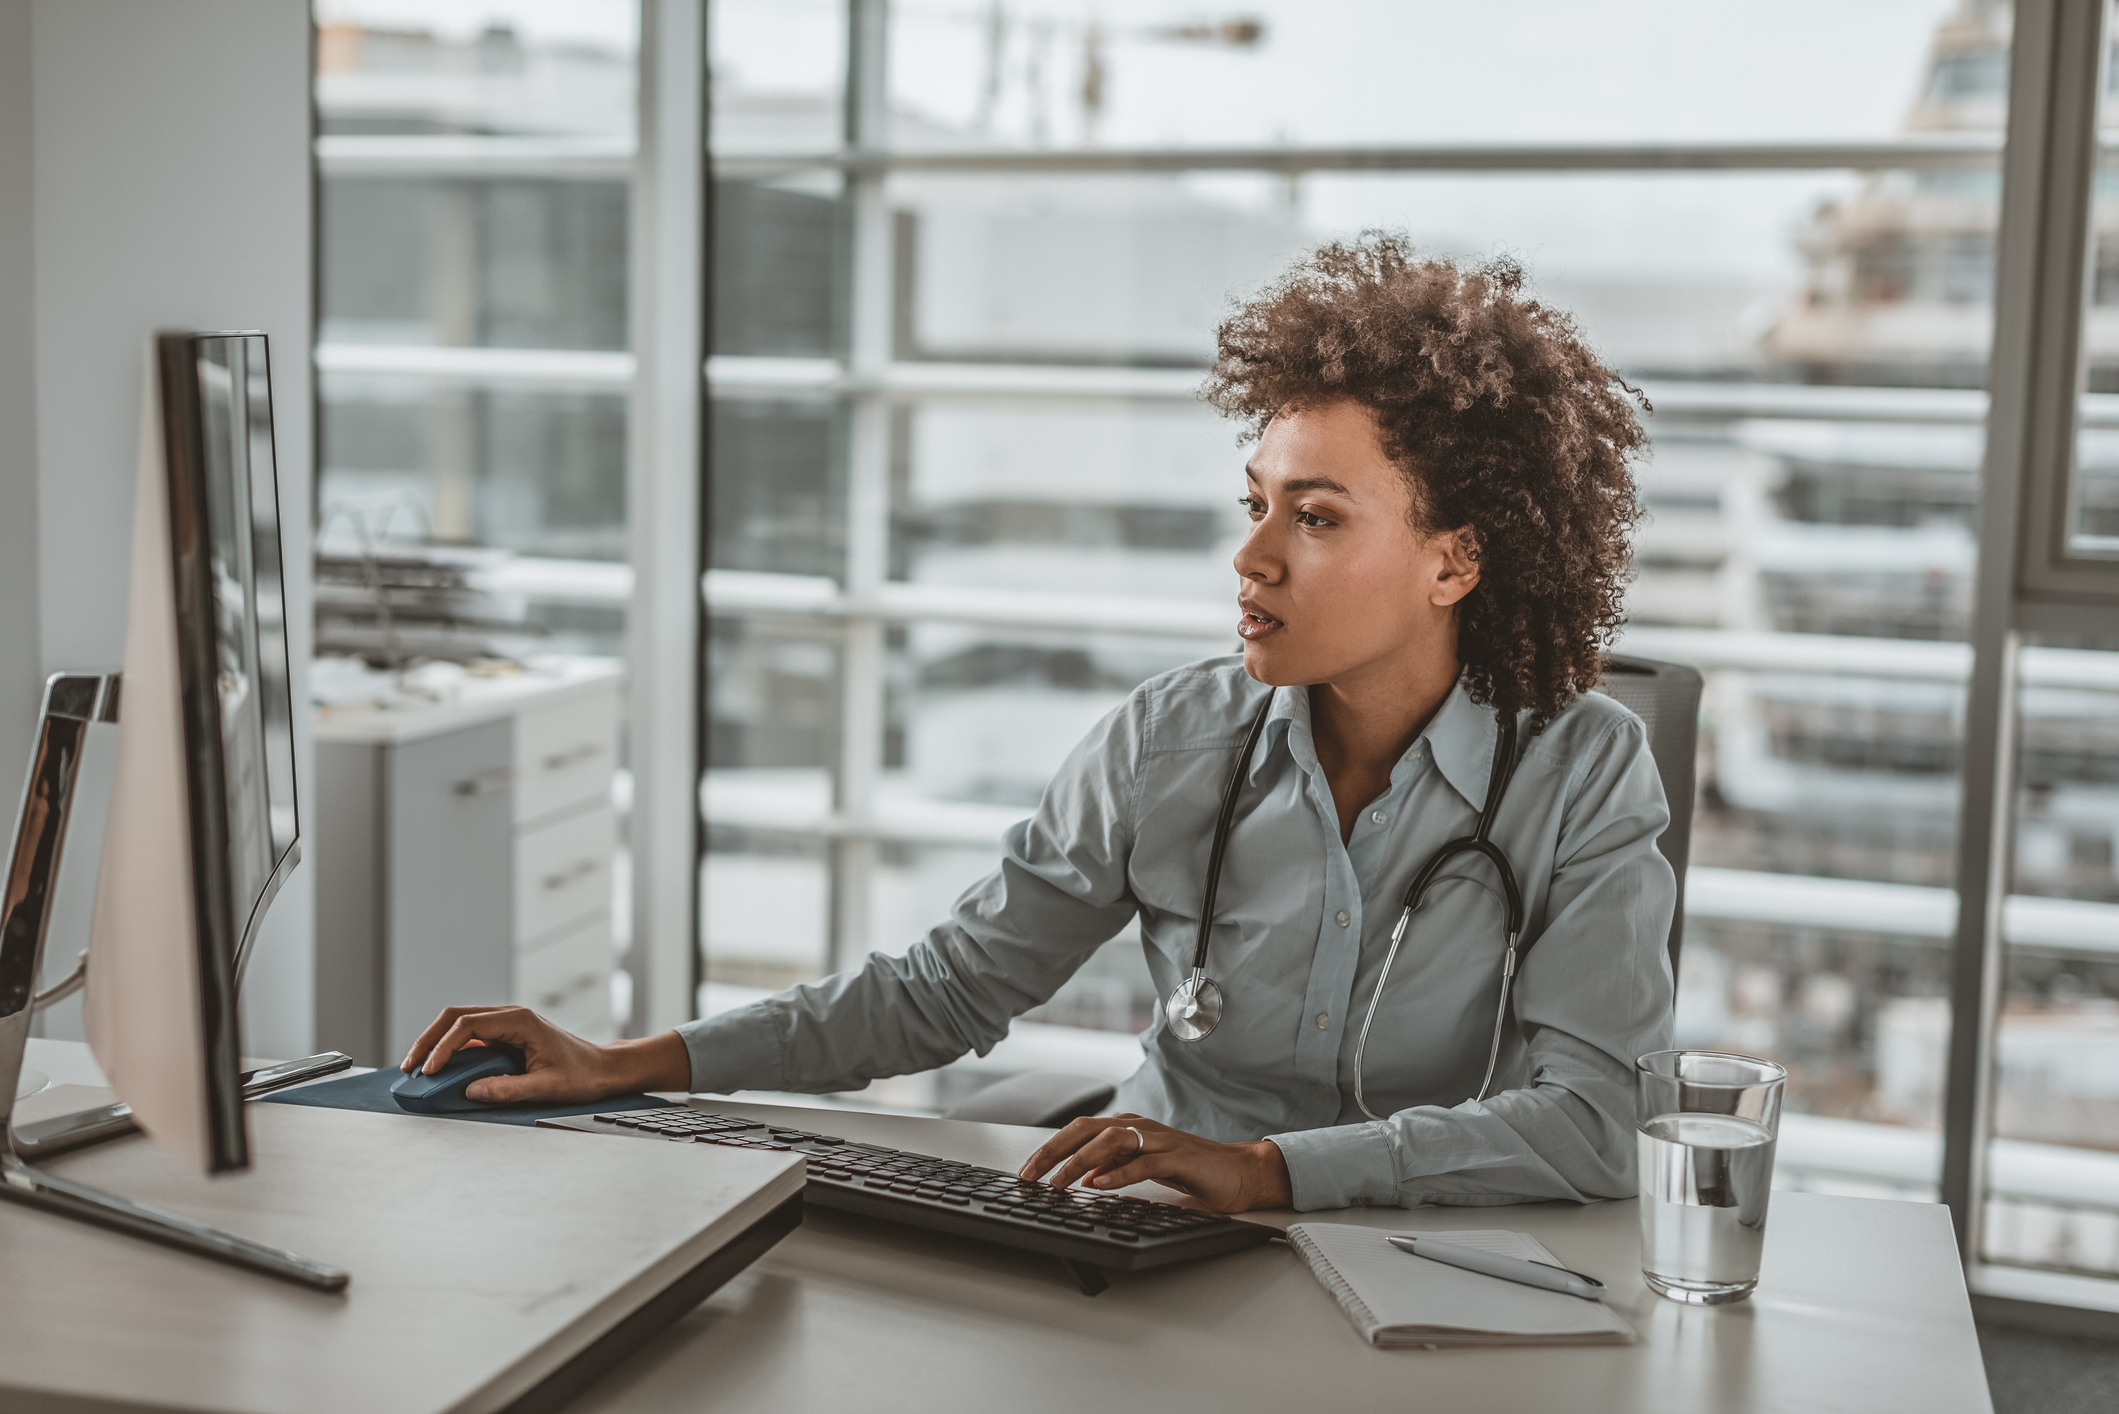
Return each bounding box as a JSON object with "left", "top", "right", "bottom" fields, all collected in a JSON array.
[
  {"left": 0, "top": 1053, "right": 802, "bottom": 1414},
  {"left": 567, "top": 1100, "right": 1994, "bottom": 1414}
]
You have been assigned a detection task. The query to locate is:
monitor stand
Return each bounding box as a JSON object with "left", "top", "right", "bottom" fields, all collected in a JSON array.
[{"left": 0, "top": 672, "right": 348, "bottom": 1291}]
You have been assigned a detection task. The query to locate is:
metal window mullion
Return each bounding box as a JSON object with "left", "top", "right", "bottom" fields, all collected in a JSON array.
[
  {"left": 627, "top": 0, "right": 706, "bottom": 1033},
  {"left": 2022, "top": 16, "right": 2119, "bottom": 600},
  {"left": 829, "top": 0, "right": 893, "bottom": 973},
  {"left": 1940, "top": 0, "right": 2106, "bottom": 1264}
]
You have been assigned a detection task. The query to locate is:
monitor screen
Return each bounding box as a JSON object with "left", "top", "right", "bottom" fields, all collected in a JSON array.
[{"left": 187, "top": 334, "right": 300, "bottom": 972}]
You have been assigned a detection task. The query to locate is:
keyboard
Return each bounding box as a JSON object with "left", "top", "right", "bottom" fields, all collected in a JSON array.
[{"left": 540, "top": 1107, "right": 1275, "bottom": 1287}]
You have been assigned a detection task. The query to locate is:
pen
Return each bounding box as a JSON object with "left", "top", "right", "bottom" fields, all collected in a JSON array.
[{"left": 1385, "top": 1235, "right": 1608, "bottom": 1302}]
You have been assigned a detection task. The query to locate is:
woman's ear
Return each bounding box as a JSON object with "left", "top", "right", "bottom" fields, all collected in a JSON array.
[{"left": 1430, "top": 526, "right": 1483, "bottom": 607}]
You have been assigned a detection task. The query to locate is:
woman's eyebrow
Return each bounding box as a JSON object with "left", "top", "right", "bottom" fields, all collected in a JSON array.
[{"left": 1245, "top": 463, "right": 1356, "bottom": 498}]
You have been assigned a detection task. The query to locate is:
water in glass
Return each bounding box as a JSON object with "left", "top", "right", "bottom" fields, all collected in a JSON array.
[{"left": 1637, "top": 1111, "right": 1776, "bottom": 1303}]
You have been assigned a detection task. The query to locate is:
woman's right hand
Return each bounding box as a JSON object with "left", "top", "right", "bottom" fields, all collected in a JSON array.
[{"left": 400, "top": 1005, "right": 692, "bottom": 1105}]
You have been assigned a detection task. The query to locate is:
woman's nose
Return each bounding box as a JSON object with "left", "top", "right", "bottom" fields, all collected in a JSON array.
[{"left": 1233, "top": 519, "right": 1279, "bottom": 582}]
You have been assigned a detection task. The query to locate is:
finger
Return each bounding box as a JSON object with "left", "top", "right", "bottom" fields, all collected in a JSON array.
[
  {"left": 401, "top": 1005, "right": 485, "bottom": 1071},
  {"left": 464, "top": 1069, "right": 575, "bottom": 1105},
  {"left": 402, "top": 1009, "right": 507, "bottom": 1071},
  {"left": 1083, "top": 1151, "right": 1162, "bottom": 1189},
  {"left": 1017, "top": 1116, "right": 1118, "bottom": 1181},
  {"left": 1016, "top": 1116, "right": 1095, "bottom": 1180},
  {"left": 422, "top": 1008, "right": 532, "bottom": 1074},
  {"left": 1050, "top": 1127, "right": 1146, "bottom": 1189},
  {"left": 1087, "top": 1153, "right": 1203, "bottom": 1201}
]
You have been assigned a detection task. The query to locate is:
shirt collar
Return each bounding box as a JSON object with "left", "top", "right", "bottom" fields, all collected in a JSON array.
[
  {"left": 1251, "top": 676, "right": 1502, "bottom": 812},
  {"left": 1252, "top": 683, "right": 1311, "bottom": 784},
  {"left": 1421, "top": 678, "right": 1505, "bottom": 812}
]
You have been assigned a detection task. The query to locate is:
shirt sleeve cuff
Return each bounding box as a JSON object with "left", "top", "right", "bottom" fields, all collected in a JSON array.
[
  {"left": 1267, "top": 1122, "right": 1399, "bottom": 1211},
  {"left": 674, "top": 1003, "right": 785, "bottom": 1095}
]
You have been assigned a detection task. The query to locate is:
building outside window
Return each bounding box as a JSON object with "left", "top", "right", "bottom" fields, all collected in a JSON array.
[{"left": 314, "top": 1, "right": 637, "bottom": 665}]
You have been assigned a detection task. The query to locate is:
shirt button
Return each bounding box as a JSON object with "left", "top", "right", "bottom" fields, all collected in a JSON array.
[
  {"left": 1316, "top": 1012, "right": 1331, "bottom": 1029},
  {"left": 1336, "top": 910, "right": 1351, "bottom": 927},
  {"left": 1370, "top": 810, "right": 1386, "bottom": 825}
]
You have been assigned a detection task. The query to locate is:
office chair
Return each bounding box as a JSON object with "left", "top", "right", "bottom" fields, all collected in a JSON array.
[
  {"left": 1592, "top": 654, "right": 1703, "bottom": 985},
  {"left": 943, "top": 654, "right": 1704, "bottom": 1129}
]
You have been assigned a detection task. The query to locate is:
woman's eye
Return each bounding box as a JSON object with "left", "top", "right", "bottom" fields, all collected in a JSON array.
[
  {"left": 1296, "top": 511, "right": 1332, "bottom": 528},
  {"left": 1238, "top": 496, "right": 1264, "bottom": 517}
]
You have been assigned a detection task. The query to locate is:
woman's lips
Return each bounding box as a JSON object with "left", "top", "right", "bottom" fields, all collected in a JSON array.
[{"left": 1238, "top": 608, "right": 1283, "bottom": 641}]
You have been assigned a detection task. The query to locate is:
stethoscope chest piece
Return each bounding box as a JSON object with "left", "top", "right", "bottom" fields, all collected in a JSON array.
[{"left": 1165, "top": 971, "right": 1224, "bottom": 1041}]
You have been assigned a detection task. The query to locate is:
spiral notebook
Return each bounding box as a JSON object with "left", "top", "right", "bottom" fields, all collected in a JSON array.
[{"left": 1286, "top": 1223, "right": 1636, "bottom": 1348}]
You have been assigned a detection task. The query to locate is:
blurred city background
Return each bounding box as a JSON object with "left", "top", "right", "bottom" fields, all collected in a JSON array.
[{"left": 309, "top": 0, "right": 2119, "bottom": 1290}]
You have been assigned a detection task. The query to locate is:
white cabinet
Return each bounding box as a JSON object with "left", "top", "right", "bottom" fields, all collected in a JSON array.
[{"left": 313, "top": 658, "right": 622, "bottom": 1065}]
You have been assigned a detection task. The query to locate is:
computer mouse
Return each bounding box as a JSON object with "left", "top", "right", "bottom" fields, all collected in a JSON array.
[{"left": 390, "top": 1043, "right": 526, "bottom": 1114}]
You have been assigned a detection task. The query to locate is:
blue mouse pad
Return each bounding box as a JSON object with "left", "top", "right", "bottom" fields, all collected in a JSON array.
[{"left": 260, "top": 1067, "right": 679, "bottom": 1127}]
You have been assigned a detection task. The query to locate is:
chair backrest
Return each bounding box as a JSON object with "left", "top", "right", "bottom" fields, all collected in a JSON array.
[{"left": 1591, "top": 655, "right": 1703, "bottom": 985}]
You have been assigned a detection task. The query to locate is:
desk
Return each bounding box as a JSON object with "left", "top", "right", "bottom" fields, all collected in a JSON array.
[
  {"left": 0, "top": 1044, "right": 804, "bottom": 1414},
  {"left": 566, "top": 1100, "right": 1993, "bottom": 1414}
]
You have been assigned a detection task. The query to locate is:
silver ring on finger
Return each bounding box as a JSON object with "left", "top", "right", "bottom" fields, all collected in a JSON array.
[{"left": 1124, "top": 1126, "right": 1146, "bottom": 1157}]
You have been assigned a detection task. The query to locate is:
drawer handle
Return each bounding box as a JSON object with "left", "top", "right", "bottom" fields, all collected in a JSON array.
[
  {"left": 454, "top": 766, "right": 516, "bottom": 797},
  {"left": 541, "top": 742, "right": 607, "bottom": 772},
  {"left": 540, "top": 858, "right": 603, "bottom": 891},
  {"left": 538, "top": 972, "right": 604, "bottom": 1009}
]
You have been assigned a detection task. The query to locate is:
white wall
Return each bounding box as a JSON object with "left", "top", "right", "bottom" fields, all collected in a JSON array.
[
  {"left": 0, "top": 0, "right": 40, "bottom": 792},
  {"left": 10, "top": 0, "right": 316, "bottom": 1058}
]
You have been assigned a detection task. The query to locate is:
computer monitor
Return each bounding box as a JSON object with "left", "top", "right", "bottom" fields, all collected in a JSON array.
[
  {"left": 0, "top": 331, "right": 338, "bottom": 1287},
  {"left": 82, "top": 331, "right": 301, "bottom": 1175}
]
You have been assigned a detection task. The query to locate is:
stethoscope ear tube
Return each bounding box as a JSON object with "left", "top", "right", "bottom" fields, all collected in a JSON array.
[{"left": 1186, "top": 697, "right": 1275, "bottom": 974}]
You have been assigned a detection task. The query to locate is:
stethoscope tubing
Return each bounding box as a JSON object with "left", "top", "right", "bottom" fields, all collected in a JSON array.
[{"left": 1170, "top": 691, "right": 1528, "bottom": 1120}]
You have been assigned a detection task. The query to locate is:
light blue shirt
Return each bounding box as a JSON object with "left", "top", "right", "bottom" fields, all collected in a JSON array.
[{"left": 681, "top": 656, "right": 1676, "bottom": 1211}]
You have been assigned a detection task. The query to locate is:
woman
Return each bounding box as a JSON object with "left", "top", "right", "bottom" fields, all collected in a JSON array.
[{"left": 404, "top": 234, "right": 1676, "bottom": 1214}]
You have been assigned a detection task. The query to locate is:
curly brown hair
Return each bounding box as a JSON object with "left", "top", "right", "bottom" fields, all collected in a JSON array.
[{"left": 1202, "top": 232, "right": 1649, "bottom": 731}]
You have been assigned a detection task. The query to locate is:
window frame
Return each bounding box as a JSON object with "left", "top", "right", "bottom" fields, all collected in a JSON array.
[{"left": 1941, "top": 0, "right": 2119, "bottom": 1327}]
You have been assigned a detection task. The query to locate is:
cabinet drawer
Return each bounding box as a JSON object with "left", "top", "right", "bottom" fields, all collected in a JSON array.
[
  {"left": 514, "top": 688, "right": 618, "bottom": 826},
  {"left": 516, "top": 918, "right": 613, "bottom": 1022},
  {"left": 386, "top": 722, "right": 514, "bottom": 1062},
  {"left": 516, "top": 806, "right": 615, "bottom": 945}
]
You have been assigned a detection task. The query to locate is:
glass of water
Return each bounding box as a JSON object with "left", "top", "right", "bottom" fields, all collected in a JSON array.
[{"left": 1635, "top": 1049, "right": 1787, "bottom": 1305}]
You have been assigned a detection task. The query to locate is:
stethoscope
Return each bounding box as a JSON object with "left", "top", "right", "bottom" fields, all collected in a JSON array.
[{"left": 1162, "top": 694, "right": 1527, "bottom": 1120}]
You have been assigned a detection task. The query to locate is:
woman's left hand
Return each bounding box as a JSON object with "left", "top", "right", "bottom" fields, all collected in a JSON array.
[{"left": 1017, "top": 1114, "right": 1293, "bottom": 1213}]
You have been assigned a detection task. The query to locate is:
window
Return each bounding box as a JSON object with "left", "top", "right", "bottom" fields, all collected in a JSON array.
[
  {"left": 314, "top": 1, "right": 637, "bottom": 660},
  {"left": 1965, "top": 0, "right": 2119, "bottom": 1311},
  {"left": 1982, "top": 638, "right": 2119, "bottom": 1290},
  {"left": 703, "top": 0, "right": 2119, "bottom": 1312},
  {"left": 312, "top": 1, "right": 640, "bottom": 1026}
]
